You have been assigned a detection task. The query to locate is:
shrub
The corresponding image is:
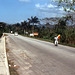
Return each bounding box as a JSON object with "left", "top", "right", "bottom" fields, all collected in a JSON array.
[{"left": 0, "top": 32, "right": 3, "bottom": 38}]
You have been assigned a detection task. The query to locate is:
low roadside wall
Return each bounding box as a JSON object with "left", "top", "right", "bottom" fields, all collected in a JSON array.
[{"left": 3, "top": 37, "right": 10, "bottom": 75}]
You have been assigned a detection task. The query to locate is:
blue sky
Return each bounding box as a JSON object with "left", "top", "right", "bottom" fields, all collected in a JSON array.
[{"left": 0, "top": 0, "right": 66, "bottom": 24}]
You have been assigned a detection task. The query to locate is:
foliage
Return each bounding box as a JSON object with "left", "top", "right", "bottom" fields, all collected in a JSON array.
[
  {"left": 57, "top": 0, "right": 75, "bottom": 12},
  {"left": 0, "top": 16, "right": 75, "bottom": 46},
  {"left": 0, "top": 32, "right": 2, "bottom": 37},
  {"left": 0, "top": 22, "right": 7, "bottom": 37}
]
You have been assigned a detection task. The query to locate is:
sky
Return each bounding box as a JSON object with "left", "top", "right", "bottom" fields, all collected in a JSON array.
[{"left": 0, "top": 0, "right": 66, "bottom": 24}]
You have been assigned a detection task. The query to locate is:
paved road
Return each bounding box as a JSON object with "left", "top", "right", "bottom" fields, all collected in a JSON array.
[{"left": 6, "top": 34, "right": 75, "bottom": 75}]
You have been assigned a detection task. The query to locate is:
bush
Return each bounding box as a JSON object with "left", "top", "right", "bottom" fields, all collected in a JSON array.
[
  {"left": 43, "top": 35, "right": 49, "bottom": 39},
  {"left": 0, "top": 32, "right": 3, "bottom": 38}
]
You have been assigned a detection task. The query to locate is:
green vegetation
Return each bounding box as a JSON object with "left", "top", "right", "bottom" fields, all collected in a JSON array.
[
  {"left": 0, "top": 16, "right": 75, "bottom": 47},
  {"left": 0, "top": 22, "right": 7, "bottom": 37},
  {"left": 56, "top": 0, "right": 75, "bottom": 12}
]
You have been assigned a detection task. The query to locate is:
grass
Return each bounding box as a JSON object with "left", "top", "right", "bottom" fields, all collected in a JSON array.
[
  {"left": 22, "top": 34, "right": 53, "bottom": 42},
  {"left": 60, "top": 43, "right": 75, "bottom": 47},
  {"left": 21, "top": 34, "right": 75, "bottom": 47}
]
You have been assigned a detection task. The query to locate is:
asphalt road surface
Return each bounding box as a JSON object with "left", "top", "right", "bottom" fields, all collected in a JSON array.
[{"left": 6, "top": 34, "right": 75, "bottom": 75}]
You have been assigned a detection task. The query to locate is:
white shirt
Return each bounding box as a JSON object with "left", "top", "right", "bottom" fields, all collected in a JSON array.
[{"left": 54, "top": 37, "right": 58, "bottom": 41}]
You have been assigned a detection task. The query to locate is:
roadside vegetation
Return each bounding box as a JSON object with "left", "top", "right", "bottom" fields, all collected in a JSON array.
[
  {"left": 0, "top": 22, "right": 6, "bottom": 37},
  {"left": 0, "top": 0, "right": 75, "bottom": 47},
  {"left": 0, "top": 15, "right": 75, "bottom": 47}
]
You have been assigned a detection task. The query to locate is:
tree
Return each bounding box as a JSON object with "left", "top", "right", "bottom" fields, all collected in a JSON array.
[
  {"left": 0, "top": 22, "right": 7, "bottom": 37},
  {"left": 0, "top": 22, "right": 6, "bottom": 31},
  {"left": 55, "top": 0, "right": 75, "bottom": 12},
  {"left": 28, "top": 16, "right": 39, "bottom": 32}
]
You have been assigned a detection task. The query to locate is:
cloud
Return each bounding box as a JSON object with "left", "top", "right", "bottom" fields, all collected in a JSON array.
[
  {"left": 19, "top": 0, "right": 30, "bottom": 2},
  {"left": 59, "top": 7, "right": 64, "bottom": 11},
  {"left": 35, "top": 3, "right": 66, "bottom": 18},
  {"left": 47, "top": 4, "right": 57, "bottom": 8},
  {"left": 35, "top": 3, "right": 57, "bottom": 8},
  {"left": 35, "top": 4, "right": 40, "bottom": 8}
]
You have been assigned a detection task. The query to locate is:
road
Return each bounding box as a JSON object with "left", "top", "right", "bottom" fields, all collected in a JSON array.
[{"left": 6, "top": 34, "right": 75, "bottom": 75}]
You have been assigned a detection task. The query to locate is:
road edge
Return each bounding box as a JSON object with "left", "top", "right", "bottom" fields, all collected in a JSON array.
[{"left": 4, "top": 36, "right": 10, "bottom": 75}]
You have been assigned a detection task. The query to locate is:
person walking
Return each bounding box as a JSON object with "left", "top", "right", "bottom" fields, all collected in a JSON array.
[
  {"left": 54, "top": 34, "right": 60, "bottom": 46},
  {"left": 54, "top": 35, "right": 58, "bottom": 46}
]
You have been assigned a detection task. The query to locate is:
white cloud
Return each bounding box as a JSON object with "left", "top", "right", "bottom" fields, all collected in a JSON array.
[
  {"left": 35, "top": 3, "right": 57, "bottom": 9},
  {"left": 59, "top": 7, "right": 64, "bottom": 11},
  {"left": 35, "top": 3, "right": 66, "bottom": 18},
  {"left": 19, "top": 0, "right": 30, "bottom": 2},
  {"left": 35, "top": 4, "right": 40, "bottom": 8},
  {"left": 47, "top": 4, "right": 57, "bottom": 8}
]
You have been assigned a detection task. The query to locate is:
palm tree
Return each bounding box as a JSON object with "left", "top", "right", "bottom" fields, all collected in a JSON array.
[{"left": 28, "top": 16, "right": 39, "bottom": 32}]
